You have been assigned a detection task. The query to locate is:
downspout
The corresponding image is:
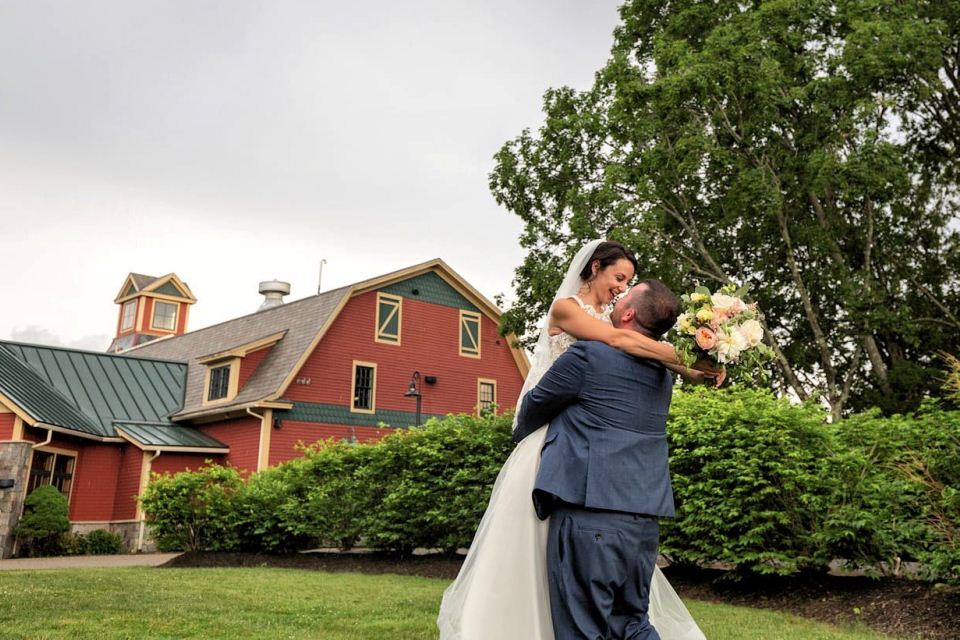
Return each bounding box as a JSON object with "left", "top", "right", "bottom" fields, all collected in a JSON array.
[
  {"left": 31, "top": 425, "right": 54, "bottom": 449},
  {"left": 137, "top": 450, "right": 162, "bottom": 553}
]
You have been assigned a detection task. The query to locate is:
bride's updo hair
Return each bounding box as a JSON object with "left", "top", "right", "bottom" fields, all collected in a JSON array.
[{"left": 579, "top": 240, "right": 639, "bottom": 282}]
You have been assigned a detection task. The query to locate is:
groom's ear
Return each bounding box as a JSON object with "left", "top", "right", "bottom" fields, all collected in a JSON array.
[{"left": 620, "top": 308, "right": 636, "bottom": 325}]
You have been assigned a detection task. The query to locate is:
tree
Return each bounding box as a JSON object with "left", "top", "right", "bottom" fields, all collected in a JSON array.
[{"left": 492, "top": 0, "right": 960, "bottom": 419}]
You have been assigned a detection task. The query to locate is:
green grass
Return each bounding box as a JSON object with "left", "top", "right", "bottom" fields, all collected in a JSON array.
[{"left": 0, "top": 567, "right": 895, "bottom": 639}]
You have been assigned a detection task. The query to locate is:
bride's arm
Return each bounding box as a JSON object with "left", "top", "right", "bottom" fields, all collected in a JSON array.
[
  {"left": 550, "top": 298, "right": 678, "bottom": 363},
  {"left": 550, "top": 298, "right": 724, "bottom": 385}
]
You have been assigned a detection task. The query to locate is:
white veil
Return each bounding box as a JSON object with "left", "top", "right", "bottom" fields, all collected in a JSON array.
[{"left": 511, "top": 238, "right": 604, "bottom": 432}]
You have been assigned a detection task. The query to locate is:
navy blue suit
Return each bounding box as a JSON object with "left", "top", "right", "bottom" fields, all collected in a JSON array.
[{"left": 514, "top": 340, "right": 676, "bottom": 640}]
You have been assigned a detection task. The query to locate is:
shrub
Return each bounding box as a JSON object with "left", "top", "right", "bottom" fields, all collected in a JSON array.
[
  {"left": 81, "top": 529, "right": 123, "bottom": 555},
  {"left": 663, "top": 388, "right": 834, "bottom": 575},
  {"left": 15, "top": 486, "right": 71, "bottom": 557},
  {"left": 139, "top": 464, "right": 244, "bottom": 552},
  {"left": 279, "top": 440, "right": 377, "bottom": 550},
  {"left": 361, "top": 412, "right": 513, "bottom": 554}
]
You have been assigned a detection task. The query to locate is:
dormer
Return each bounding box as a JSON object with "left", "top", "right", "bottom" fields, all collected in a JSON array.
[
  {"left": 197, "top": 331, "right": 286, "bottom": 406},
  {"left": 108, "top": 273, "right": 197, "bottom": 353}
]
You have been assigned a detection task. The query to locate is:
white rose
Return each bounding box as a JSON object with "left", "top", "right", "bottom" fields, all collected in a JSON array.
[
  {"left": 711, "top": 292, "right": 747, "bottom": 316},
  {"left": 738, "top": 319, "right": 764, "bottom": 347},
  {"left": 716, "top": 328, "right": 748, "bottom": 364}
]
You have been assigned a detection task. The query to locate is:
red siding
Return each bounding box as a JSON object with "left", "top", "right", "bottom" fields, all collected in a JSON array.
[
  {"left": 268, "top": 420, "right": 390, "bottom": 466},
  {"left": 70, "top": 444, "right": 121, "bottom": 521},
  {"left": 151, "top": 452, "right": 222, "bottom": 476},
  {"left": 176, "top": 301, "right": 189, "bottom": 334},
  {"left": 284, "top": 291, "right": 525, "bottom": 416},
  {"left": 239, "top": 345, "right": 273, "bottom": 390},
  {"left": 112, "top": 445, "right": 144, "bottom": 521},
  {"left": 0, "top": 413, "right": 14, "bottom": 439},
  {"left": 198, "top": 416, "right": 261, "bottom": 474},
  {"left": 140, "top": 297, "right": 154, "bottom": 333}
]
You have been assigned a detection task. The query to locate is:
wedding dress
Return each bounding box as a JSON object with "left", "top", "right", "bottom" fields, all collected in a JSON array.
[{"left": 437, "top": 241, "right": 705, "bottom": 640}]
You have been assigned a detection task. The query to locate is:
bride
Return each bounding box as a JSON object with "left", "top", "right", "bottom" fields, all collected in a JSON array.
[{"left": 438, "top": 239, "right": 713, "bottom": 639}]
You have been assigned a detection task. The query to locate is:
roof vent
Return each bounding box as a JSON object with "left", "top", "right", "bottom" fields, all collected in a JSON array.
[{"left": 258, "top": 280, "right": 291, "bottom": 311}]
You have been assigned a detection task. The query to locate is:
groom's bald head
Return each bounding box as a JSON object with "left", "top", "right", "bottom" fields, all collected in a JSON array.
[{"left": 612, "top": 280, "right": 680, "bottom": 338}]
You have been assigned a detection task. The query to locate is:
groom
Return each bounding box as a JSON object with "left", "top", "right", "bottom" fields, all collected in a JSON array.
[{"left": 513, "top": 279, "right": 682, "bottom": 640}]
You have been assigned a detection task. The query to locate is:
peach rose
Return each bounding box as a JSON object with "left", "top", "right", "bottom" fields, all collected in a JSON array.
[{"left": 695, "top": 326, "right": 718, "bottom": 350}]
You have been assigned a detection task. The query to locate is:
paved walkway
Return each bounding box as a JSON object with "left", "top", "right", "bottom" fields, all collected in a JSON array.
[{"left": 0, "top": 552, "right": 181, "bottom": 570}]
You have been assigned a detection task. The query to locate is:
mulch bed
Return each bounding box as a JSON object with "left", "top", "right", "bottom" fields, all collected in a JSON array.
[{"left": 165, "top": 552, "right": 960, "bottom": 639}]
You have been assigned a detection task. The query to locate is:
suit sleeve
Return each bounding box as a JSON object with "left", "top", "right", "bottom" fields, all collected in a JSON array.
[{"left": 513, "top": 342, "right": 590, "bottom": 443}]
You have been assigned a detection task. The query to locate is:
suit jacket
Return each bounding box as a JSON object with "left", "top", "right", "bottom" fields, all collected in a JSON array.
[{"left": 514, "top": 340, "right": 676, "bottom": 520}]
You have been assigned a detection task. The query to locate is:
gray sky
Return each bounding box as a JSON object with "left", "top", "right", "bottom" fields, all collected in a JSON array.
[{"left": 0, "top": 1, "right": 622, "bottom": 350}]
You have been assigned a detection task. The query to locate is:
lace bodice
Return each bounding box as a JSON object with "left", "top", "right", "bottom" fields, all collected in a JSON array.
[{"left": 548, "top": 296, "right": 612, "bottom": 360}]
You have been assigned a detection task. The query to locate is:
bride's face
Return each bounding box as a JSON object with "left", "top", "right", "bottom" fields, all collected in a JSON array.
[{"left": 591, "top": 258, "right": 635, "bottom": 306}]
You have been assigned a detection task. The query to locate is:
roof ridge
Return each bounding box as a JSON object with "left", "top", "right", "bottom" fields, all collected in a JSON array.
[
  {"left": 0, "top": 340, "right": 188, "bottom": 366},
  {"left": 129, "top": 284, "right": 353, "bottom": 346}
]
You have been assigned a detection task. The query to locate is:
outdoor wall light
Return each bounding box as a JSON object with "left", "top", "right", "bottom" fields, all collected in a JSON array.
[
  {"left": 272, "top": 416, "right": 283, "bottom": 430},
  {"left": 404, "top": 371, "right": 422, "bottom": 428},
  {"left": 0, "top": 479, "right": 15, "bottom": 490}
]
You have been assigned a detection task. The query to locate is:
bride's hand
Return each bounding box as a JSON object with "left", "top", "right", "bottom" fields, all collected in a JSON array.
[{"left": 692, "top": 359, "right": 726, "bottom": 387}]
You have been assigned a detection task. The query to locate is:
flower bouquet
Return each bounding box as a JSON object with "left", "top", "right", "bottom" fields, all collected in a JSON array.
[{"left": 671, "top": 283, "right": 773, "bottom": 384}]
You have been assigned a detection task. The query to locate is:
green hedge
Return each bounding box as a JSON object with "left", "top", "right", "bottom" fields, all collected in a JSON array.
[{"left": 140, "top": 396, "right": 959, "bottom": 583}]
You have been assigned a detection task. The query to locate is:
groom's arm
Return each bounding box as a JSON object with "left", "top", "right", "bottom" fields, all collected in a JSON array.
[{"left": 513, "top": 342, "right": 590, "bottom": 443}]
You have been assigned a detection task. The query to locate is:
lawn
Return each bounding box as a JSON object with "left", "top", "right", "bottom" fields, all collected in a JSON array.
[{"left": 0, "top": 567, "right": 898, "bottom": 639}]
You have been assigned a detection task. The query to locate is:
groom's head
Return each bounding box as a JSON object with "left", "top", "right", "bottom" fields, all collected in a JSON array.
[{"left": 611, "top": 279, "right": 680, "bottom": 339}]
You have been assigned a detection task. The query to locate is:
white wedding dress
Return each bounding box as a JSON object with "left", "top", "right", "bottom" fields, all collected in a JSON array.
[{"left": 437, "top": 293, "right": 705, "bottom": 640}]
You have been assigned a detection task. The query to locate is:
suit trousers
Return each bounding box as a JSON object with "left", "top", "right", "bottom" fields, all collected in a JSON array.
[{"left": 547, "top": 504, "right": 661, "bottom": 640}]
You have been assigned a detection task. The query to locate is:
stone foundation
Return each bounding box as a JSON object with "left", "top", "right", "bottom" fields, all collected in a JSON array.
[
  {"left": 71, "top": 521, "right": 155, "bottom": 553},
  {"left": 0, "top": 441, "right": 31, "bottom": 559}
]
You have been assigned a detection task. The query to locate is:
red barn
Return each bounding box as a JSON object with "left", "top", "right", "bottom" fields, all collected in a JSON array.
[{"left": 0, "top": 259, "right": 527, "bottom": 557}]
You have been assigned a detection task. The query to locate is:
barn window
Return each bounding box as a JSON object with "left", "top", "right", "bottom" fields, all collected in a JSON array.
[
  {"left": 151, "top": 301, "right": 178, "bottom": 331},
  {"left": 460, "top": 311, "right": 481, "bottom": 358},
  {"left": 478, "top": 379, "right": 497, "bottom": 415},
  {"left": 351, "top": 361, "right": 377, "bottom": 413},
  {"left": 120, "top": 300, "right": 137, "bottom": 332},
  {"left": 375, "top": 293, "right": 402, "bottom": 345},
  {"left": 28, "top": 449, "right": 76, "bottom": 500},
  {"left": 207, "top": 365, "right": 231, "bottom": 401}
]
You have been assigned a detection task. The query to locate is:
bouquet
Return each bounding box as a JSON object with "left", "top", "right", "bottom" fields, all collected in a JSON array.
[{"left": 671, "top": 283, "right": 773, "bottom": 384}]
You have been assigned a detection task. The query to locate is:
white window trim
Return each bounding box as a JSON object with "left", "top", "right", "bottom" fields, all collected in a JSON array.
[{"left": 202, "top": 358, "right": 240, "bottom": 406}]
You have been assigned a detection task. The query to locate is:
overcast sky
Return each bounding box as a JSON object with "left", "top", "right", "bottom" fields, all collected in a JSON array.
[{"left": 0, "top": 1, "right": 622, "bottom": 351}]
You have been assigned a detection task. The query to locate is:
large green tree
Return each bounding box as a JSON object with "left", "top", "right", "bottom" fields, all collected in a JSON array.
[{"left": 492, "top": 0, "right": 960, "bottom": 419}]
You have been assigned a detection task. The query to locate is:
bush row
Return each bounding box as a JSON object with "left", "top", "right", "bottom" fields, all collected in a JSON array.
[{"left": 139, "top": 392, "right": 959, "bottom": 583}]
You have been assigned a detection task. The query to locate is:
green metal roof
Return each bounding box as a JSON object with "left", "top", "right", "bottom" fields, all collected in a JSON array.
[
  {"left": 115, "top": 422, "right": 228, "bottom": 450},
  {"left": 0, "top": 346, "right": 103, "bottom": 434},
  {"left": 0, "top": 342, "right": 199, "bottom": 442}
]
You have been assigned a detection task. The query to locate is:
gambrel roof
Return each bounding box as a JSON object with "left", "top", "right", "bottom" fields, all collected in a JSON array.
[{"left": 127, "top": 259, "right": 529, "bottom": 420}]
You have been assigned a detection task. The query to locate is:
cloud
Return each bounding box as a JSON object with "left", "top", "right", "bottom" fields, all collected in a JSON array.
[{"left": 10, "top": 325, "right": 110, "bottom": 352}]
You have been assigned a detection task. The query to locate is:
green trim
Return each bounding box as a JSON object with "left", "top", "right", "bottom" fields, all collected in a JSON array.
[
  {"left": 379, "top": 272, "right": 479, "bottom": 313},
  {"left": 123, "top": 283, "right": 137, "bottom": 297},
  {"left": 280, "top": 402, "right": 445, "bottom": 428}
]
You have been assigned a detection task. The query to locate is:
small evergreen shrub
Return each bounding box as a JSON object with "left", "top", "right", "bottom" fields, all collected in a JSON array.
[{"left": 15, "top": 486, "right": 71, "bottom": 557}]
